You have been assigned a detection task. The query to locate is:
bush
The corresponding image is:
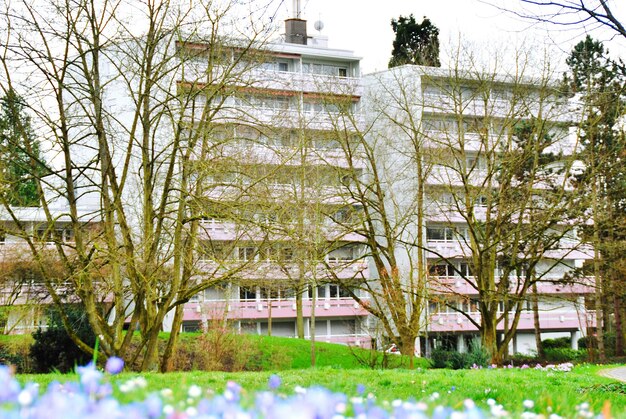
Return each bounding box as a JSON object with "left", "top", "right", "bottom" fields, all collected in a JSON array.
[
  {"left": 0, "top": 335, "right": 34, "bottom": 373},
  {"left": 173, "top": 328, "right": 261, "bottom": 372},
  {"left": 542, "top": 337, "right": 571, "bottom": 349},
  {"left": 466, "top": 338, "right": 490, "bottom": 368},
  {"left": 30, "top": 306, "right": 96, "bottom": 373},
  {"left": 431, "top": 338, "right": 489, "bottom": 369},
  {"left": 578, "top": 333, "right": 616, "bottom": 357},
  {"left": 507, "top": 352, "right": 540, "bottom": 366},
  {"left": 544, "top": 347, "right": 587, "bottom": 363}
]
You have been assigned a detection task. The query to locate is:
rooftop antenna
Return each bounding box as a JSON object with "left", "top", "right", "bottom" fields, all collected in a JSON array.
[{"left": 293, "top": 0, "right": 301, "bottom": 19}]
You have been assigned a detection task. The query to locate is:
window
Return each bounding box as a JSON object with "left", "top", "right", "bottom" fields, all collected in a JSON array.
[
  {"left": 238, "top": 247, "right": 256, "bottom": 261},
  {"left": 428, "top": 263, "right": 455, "bottom": 277},
  {"left": 259, "top": 60, "right": 289, "bottom": 72},
  {"left": 239, "top": 287, "right": 257, "bottom": 300},
  {"left": 302, "top": 63, "right": 349, "bottom": 77},
  {"left": 475, "top": 196, "right": 488, "bottom": 207},
  {"left": 466, "top": 155, "right": 487, "bottom": 170},
  {"left": 34, "top": 227, "right": 73, "bottom": 243},
  {"left": 427, "top": 226, "right": 463, "bottom": 241},
  {"left": 459, "top": 262, "right": 473, "bottom": 277},
  {"left": 427, "top": 227, "right": 446, "bottom": 241},
  {"left": 259, "top": 288, "right": 279, "bottom": 300},
  {"left": 182, "top": 321, "right": 201, "bottom": 333},
  {"left": 281, "top": 246, "right": 294, "bottom": 261}
]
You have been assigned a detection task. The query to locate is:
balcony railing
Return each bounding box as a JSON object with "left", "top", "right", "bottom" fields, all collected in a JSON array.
[
  {"left": 429, "top": 275, "right": 595, "bottom": 295},
  {"left": 183, "top": 297, "right": 370, "bottom": 321},
  {"left": 428, "top": 309, "right": 596, "bottom": 333}
]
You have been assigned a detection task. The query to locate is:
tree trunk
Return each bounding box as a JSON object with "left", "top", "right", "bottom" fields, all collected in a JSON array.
[
  {"left": 399, "top": 332, "right": 417, "bottom": 369},
  {"left": 615, "top": 295, "right": 624, "bottom": 356},
  {"left": 482, "top": 314, "right": 500, "bottom": 365},
  {"left": 310, "top": 285, "right": 316, "bottom": 367},
  {"left": 160, "top": 304, "right": 185, "bottom": 372},
  {"left": 296, "top": 285, "right": 304, "bottom": 338},
  {"left": 141, "top": 328, "right": 161, "bottom": 371},
  {"left": 532, "top": 283, "right": 544, "bottom": 359}
]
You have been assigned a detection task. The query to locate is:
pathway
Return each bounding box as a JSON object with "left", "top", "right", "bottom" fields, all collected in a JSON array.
[{"left": 599, "top": 366, "right": 626, "bottom": 382}]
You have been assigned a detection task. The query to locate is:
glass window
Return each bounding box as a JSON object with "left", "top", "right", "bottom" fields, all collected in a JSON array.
[
  {"left": 238, "top": 247, "right": 256, "bottom": 261},
  {"left": 239, "top": 287, "right": 257, "bottom": 300}
]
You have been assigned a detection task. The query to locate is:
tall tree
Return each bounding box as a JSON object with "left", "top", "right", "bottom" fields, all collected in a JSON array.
[
  {"left": 0, "top": 89, "right": 46, "bottom": 207},
  {"left": 565, "top": 35, "right": 626, "bottom": 359},
  {"left": 389, "top": 15, "right": 441, "bottom": 68},
  {"left": 0, "top": 0, "right": 279, "bottom": 371}
]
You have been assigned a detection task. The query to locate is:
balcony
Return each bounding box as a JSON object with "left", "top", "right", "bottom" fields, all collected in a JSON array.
[
  {"left": 429, "top": 275, "right": 595, "bottom": 296},
  {"left": 195, "top": 258, "right": 369, "bottom": 281},
  {"left": 179, "top": 63, "right": 362, "bottom": 97},
  {"left": 428, "top": 309, "right": 596, "bottom": 333},
  {"left": 182, "top": 297, "right": 370, "bottom": 321},
  {"left": 197, "top": 219, "right": 366, "bottom": 243}
]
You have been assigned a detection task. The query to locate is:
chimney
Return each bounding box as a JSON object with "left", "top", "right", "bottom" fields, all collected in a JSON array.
[{"left": 285, "top": 18, "right": 308, "bottom": 45}]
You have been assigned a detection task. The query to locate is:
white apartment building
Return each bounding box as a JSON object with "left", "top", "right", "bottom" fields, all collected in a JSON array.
[
  {"left": 363, "top": 64, "right": 595, "bottom": 355},
  {"left": 0, "top": 7, "right": 597, "bottom": 358},
  {"left": 176, "top": 16, "right": 372, "bottom": 346}
]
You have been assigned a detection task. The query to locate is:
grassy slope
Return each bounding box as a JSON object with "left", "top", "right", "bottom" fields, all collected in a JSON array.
[{"left": 19, "top": 365, "right": 626, "bottom": 417}]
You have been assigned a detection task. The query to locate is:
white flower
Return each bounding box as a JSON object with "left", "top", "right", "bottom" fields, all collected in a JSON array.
[
  {"left": 523, "top": 399, "right": 535, "bottom": 409},
  {"left": 17, "top": 390, "right": 33, "bottom": 406},
  {"left": 188, "top": 384, "right": 202, "bottom": 398},
  {"left": 463, "top": 399, "right": 476, "bottom": 409}
]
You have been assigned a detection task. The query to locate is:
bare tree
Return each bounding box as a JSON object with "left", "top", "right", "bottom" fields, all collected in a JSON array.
[
  {"left": 413, "top": 46, "right": 588, "bottom": 363},
  {"left": 0, "top": 0, "right": 280, "bottom": 371},
  {"left": 488, "top": 1, "right": 626, "bottom": 40}
]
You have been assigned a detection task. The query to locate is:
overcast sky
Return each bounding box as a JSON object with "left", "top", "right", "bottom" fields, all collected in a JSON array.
[{"left": 275, "top": 0, "right": 626, "bottom": 74}]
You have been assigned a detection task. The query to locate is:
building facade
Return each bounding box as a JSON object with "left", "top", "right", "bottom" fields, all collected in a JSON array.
[
  {"left": 173, "top": 17, "right": 372, "bottom": 346},
  {"left": 363, "top": 64, "right": 595, "bottom": 355}
]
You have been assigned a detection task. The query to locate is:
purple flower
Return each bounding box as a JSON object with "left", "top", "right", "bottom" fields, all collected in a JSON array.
[
  {"left": 356, "top": 384, "right": 366, "bottom": 395},
  {"left": 105, "top": 356, "right": 124, "bottom": 375},
  {"left": 268, "top": 374, "right": 281, "bottom": 390},
  {"left": 76, "top": 362, "right": 103, "bottom": 394}
]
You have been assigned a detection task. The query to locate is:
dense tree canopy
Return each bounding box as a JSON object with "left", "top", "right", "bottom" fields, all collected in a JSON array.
[
  {"left": 388, "top": 15, "right": 441, "bottom": 68},
  {"left": 0, "top": 89, "right": 46, "bottom": 207}
]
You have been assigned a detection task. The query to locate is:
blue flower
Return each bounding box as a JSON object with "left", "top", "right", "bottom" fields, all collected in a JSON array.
[
  {"left": 105, "top": 356, "right": 124, "bottom": 375},
  {"left": 268, "top": 374, "right": 281, "bottom": 390}
]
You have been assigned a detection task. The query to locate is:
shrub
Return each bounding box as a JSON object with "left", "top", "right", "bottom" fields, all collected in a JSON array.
[
  {"left": 544, "top": 347, "right": 587, "bottom": 363},
  {"left": 0, "top": 334, "right": 34, "bottom": 373},
  {"left": 466, "top": 338, "right": 490, "bottom": 368},
  {"left": 30, "top": 305, "right": 96, "bottom": 373},
  {"left": 431, "top": 338, "right": 489, "bottom": 369},
  {"left": 175, "top": 328, "right": 261, "bottom": 372},
  {"left": 507, "top": 352, "right": 539, "bottom": 366},
  {"left": 578, "top": 332, "right": 616, "bottom": 357},
  {"left": 542, "top": 337, "right": 571, "bottom": 349}
]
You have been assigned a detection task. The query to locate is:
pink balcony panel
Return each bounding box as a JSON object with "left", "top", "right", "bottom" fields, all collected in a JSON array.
[
  {"left": 430, "top": 276, "right": 595, "bottom": 296},
  {"left": 182, "top": 297, "right": 370, "bottom": 321},
  {"left": 196, "top": 260, "right": 369, "bottom": 281},
  {"left": 428, "top": 310, "right": 596, "bottom": 333}
]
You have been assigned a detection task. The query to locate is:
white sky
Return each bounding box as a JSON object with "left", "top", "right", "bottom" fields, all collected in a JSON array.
[{"left": 275, "top": 0, "right": 626, "bottom": 74}]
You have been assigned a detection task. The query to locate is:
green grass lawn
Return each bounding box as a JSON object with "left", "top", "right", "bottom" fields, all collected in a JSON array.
[{"left": 18, "top": 364, "right": 626, "bottom": 417}]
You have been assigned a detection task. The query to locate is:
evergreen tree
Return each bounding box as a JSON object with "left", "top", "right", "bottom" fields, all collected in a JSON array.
[
  {"left": 388, "top": 15, "right": 441, "bottom": 68},
  {"left": 0, "top": 89, "right": 45, "bottom": 207},
  {"left": 565, "top": 36, "right": 626, "bottom": 358}
]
